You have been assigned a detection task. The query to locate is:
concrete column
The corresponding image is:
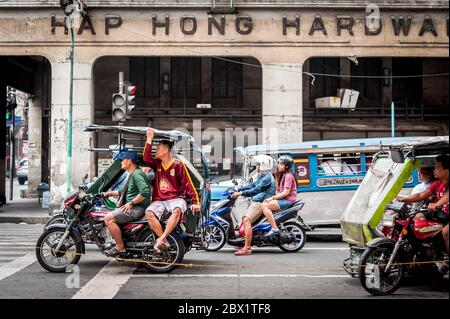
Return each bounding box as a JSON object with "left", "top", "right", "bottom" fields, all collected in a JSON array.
[
  {"left": 50, "top": 60, "right": 94, "bottom": 207},
  {"left": 160, "top": 57, "right": 171, "bottom": 109},
  {"left": 262, "top": 62, "right": 303, "bottom": 145},
  {"left": 340, "top": 58, "right": 352, "bottom": 89},
  {"left": 201, "top": 57, "right": 212, "bottom": 104},
  {"left": 382, "top": 58, "right": 393, "bottom": 110},
  {"left": 27, "top": 64, "right": 43, "bottom": 195},
  {"left": 302, "top": 60, "right": 310, "bottom": 108}
]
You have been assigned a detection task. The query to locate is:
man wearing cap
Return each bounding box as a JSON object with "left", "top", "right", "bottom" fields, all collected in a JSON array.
[
  {"left": 144, "top": 128, "right": 200, "bottom": 253},
  {"left": 102, "top": 151, "right": 150, "bottom": 257}
]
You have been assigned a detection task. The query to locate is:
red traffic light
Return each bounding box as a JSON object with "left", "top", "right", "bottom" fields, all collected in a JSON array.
[{"left": 127, "top": 86, "right": 137, "bottom": 95}]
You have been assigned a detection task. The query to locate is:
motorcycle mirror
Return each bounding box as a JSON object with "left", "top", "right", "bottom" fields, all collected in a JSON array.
[{"left": 390, "top": 147, "right": 405, "bottom": 164}]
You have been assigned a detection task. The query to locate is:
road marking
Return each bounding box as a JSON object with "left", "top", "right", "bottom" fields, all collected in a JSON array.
[
  {"left": 132, "top": 274, "right": 348, "bottom": 278},
  {"left": 220, "top": 247, "right": 347, "bottom": 251},
  {"left": 72, "top": 260, "right": 136, "bottom": 299},
  {"left": 0, "top": 252, "right": 36, "bottom": 281},
  {"left": 0, "top": 256, "right": 24, "bottom": 261}
]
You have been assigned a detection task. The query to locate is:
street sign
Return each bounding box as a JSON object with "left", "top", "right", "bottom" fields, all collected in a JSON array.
[{"left": 6, "top": 116, "right": 22, "bottom": 127}]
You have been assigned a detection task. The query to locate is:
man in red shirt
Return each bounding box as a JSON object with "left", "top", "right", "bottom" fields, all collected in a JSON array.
[
  {"left": 399, "top": 154, "right": 449, "bottom": 260},
  {"left": 143, "top": 128, "right": 200, "bottom": 252}
]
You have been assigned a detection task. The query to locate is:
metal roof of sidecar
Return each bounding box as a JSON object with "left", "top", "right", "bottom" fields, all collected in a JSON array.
[
  {"left": 235, "top": 136, "right": 424, "bottom": 156},
  {"left": 85, "top": 124, "right": 194, "bottom": 142}
]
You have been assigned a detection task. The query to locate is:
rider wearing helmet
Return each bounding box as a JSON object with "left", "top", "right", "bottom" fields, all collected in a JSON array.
[
  {"left": 232, "top": 155, "right": 276, "bottom": 256},
  {"left": 261, "top": 155, "right": 298, "bottom": 239}
]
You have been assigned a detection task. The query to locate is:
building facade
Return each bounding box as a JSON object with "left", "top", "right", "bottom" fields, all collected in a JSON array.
[{"left": 0, "top": 0, "right": 448, "bottom": 206}]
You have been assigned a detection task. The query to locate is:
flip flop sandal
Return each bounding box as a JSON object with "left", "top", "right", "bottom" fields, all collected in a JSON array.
[
  {"left": 105, "top": 247, "right": 126, "bottom": 258},
  {"left": 235, "top": 248, "right": 252, "bottom": 256}
]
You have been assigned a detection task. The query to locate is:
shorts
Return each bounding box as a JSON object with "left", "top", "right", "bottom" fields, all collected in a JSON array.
[
  {"left": 244, "top": 202, "right": 263, "bottom": 224},
  {"left": 146, "top": 198, "right": 188, "bottom": 220},
  {"left": 112, "top": 206, "right": 146, "bottom": 224},
  {"left": 277, "top": 199, "right": 294, "bottom": 210},
  {"left": 424, "top": 210, "right": 449, "bottom": 225}
]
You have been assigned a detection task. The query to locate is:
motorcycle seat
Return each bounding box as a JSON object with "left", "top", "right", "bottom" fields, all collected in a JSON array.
[
  {"left": 251, "top": 200, "right": 304, "bottom": 226},
  {"left": 127, "top": 210, "right": 172, "bottom": 225},
  {"left": 285, "top": 200, "right": 304, "bottom": 210}
]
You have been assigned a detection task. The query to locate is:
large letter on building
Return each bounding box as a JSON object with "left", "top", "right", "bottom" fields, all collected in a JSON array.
[
  {"left": 152, "top": 14, "right": 170, "bottom": 35},
  {"left": 180, "top": 15, "right": 197, "bottom": 35},
  {"left": 391, "top": 16, "right": 412, "bottom": 36},
  {"left": 309, "top": 15, "right": 327, "bottom": 35},
  {"left": 235, "top": 15, "right": 253, "bottom": 35},
  {"left": 51, "top": 15, "right": 68, "bottom": 35},
  {"left": 105, "top": 15, "right": 122, "bottom": 35},
  {"left": 419, "top": 16, "right": 438, "bottom": 36},
  {"left": 208, "top": 15, "right": 226, "bottom": 35},
  {"left": 77, "top": 15, "right": 96, "bottom": 35},
  {"left": 337, "top": 16, "right": 354, "bottom": 36},
  {"left": 282, "top": 14, "right": 300, "bottom": 35}
]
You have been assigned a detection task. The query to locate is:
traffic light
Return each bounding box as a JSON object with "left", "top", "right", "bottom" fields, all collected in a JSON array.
[
  {"left": 6, "top": 87, "right": 17, "bottom": 111},
  {"left": 125, "top": 84, "right": 137, "bottom": 119},
  {"left": 112, "top": 92, "right": 127, "bottom": 122}
]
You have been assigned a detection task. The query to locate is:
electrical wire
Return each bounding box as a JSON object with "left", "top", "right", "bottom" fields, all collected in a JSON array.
[{"left": 112, "top": 24, "right": 449, "bottom": 83}]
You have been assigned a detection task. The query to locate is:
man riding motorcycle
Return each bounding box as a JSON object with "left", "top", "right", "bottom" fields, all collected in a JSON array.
[
  {"left": 102, "top": 151, "right": 151, "bottom": 258},
  {"left": 398, "top": 154, "right": 449, "bottom": 274},
  {"left": 231, "top": 155, "right": 276, "bottom": 256}
]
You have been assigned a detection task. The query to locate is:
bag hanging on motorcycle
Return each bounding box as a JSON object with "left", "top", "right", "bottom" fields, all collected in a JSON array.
[
  {"left": 433, "top": 209, "right": 449, "bottom": 224},
  {"left": 185, "top": 209, "right": 199, "bottom": 234}
]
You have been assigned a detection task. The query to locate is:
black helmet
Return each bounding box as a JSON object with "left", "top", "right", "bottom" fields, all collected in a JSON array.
[{"left": 278, "top": 155, "right": 294, "bottom": 169}]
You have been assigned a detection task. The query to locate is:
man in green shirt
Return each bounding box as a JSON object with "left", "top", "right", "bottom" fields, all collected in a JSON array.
[{"left": 102, "top": 151, "right": 150, "bottom": 257}]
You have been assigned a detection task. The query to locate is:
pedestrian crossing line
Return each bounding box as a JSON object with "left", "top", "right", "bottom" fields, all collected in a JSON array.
[
  {"left": 0, "top": 252, "right": 36, "bottom": 281},
  {"left": 72, "top": 260, "right": 136, "bottom": 299},
  {"left": 131, "top": 274, "right": 349, "bottom": 279},
  {"left": 0, "top": 256, "right": 25, "bottom": 261},
  {"left": 0, "top": 243, "right": 36, "bottom": 247}
]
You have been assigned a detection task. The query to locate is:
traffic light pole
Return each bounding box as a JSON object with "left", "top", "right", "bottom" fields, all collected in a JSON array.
[
  {"left": 66, "top": 20, "right": 75, "bottom": 195},
  {"left": 8, "top": 107, "right": 15, "bottom": 201}
]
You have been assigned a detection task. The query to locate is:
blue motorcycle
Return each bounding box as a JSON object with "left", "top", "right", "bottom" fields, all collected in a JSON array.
[{"left": 203, "top": 188, "right": 309, "bottom": 252}]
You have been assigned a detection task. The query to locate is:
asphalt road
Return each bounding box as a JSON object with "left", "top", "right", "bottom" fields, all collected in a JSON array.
[{"left": 0, "top": 223, "right": 448, "bottom": 300}]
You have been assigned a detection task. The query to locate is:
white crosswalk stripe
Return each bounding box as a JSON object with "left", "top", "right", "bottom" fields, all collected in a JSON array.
[{"left": 0, "top": 223, "right": 42, "bottom": 267}]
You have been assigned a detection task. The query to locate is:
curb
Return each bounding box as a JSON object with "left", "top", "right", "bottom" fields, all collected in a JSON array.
[{"left": 0, "top": 216, "right": 49, "bottom": 224}]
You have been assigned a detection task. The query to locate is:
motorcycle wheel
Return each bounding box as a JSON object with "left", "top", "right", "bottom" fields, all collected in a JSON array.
[
  {"left": 45, "top": 214, "right": 67, "bottom": 227},
  {"left": 358, "top": 245, "right": 403, "bottom": 296},
  {"left": 278, "top": 222, "right": 306, "bottom": 253},
  {"left": 204, "top": 224, "right": 227, "bottom": 252},
  {"left": 36, "top": 227, "right": 83, "bottom": 273},
  {"left": 139, "top": 229, "right": 185, "bottom": 273}
]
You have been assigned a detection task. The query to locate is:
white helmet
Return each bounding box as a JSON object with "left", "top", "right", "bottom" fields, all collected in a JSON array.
[{"left": 253, "top": 155, "right": 274, "bottom": 172}]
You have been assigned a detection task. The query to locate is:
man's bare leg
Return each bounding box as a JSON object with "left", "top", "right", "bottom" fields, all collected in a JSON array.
[
  {"left": 243, "top": 217, "right": 253, "bottom": 249},
  {"left": 146, "top": 210, "right": 164, "bottom": 238},
  {"left": 443, "top": 224, "right": 449, "bottom": 255},
  {"left": 155, "top": 208, "right": 182, "bottom": 250},
  {"left": 104, "top": 214, "right": 125, "bottom": 252}
]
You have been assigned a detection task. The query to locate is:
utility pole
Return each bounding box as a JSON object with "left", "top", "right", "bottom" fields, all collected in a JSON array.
[
  {"left": 391, "top": 102, "right": 395, "bottom": 138},
  {"left": 60, "top": 0, "right": 86, "bottom": 194},
  {"left": 6, "top": 86, "right": 17, "bottom": 201}
]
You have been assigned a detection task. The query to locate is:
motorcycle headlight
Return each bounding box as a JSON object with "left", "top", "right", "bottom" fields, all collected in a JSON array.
[{"left": 381, "top": 211, "right": 397, "bottom": 227}]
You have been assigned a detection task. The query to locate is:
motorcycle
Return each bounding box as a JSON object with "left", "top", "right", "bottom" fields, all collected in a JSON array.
[
  {"left": 203, "top": 188, "right": 309, "bottom": 252},
  {"left": 36, "top": 188, "right": 210, "bottom": 274},
  {"left": 358, "top": 201, "right": 448, "bottom": 296}
]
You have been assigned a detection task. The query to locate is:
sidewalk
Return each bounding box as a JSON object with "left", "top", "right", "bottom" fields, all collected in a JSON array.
[{"left": 0, "top": 198, "right": 50, "bottom": 224}]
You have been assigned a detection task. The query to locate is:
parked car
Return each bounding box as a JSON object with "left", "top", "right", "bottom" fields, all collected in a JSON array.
[{"left": 17, "top": 158, "right": 28, "bottom": 185}]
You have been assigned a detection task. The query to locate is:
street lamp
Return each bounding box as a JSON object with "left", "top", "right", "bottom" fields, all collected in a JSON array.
[{"left": 60, "top": 0, "right": 86, "bottom": 195}]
